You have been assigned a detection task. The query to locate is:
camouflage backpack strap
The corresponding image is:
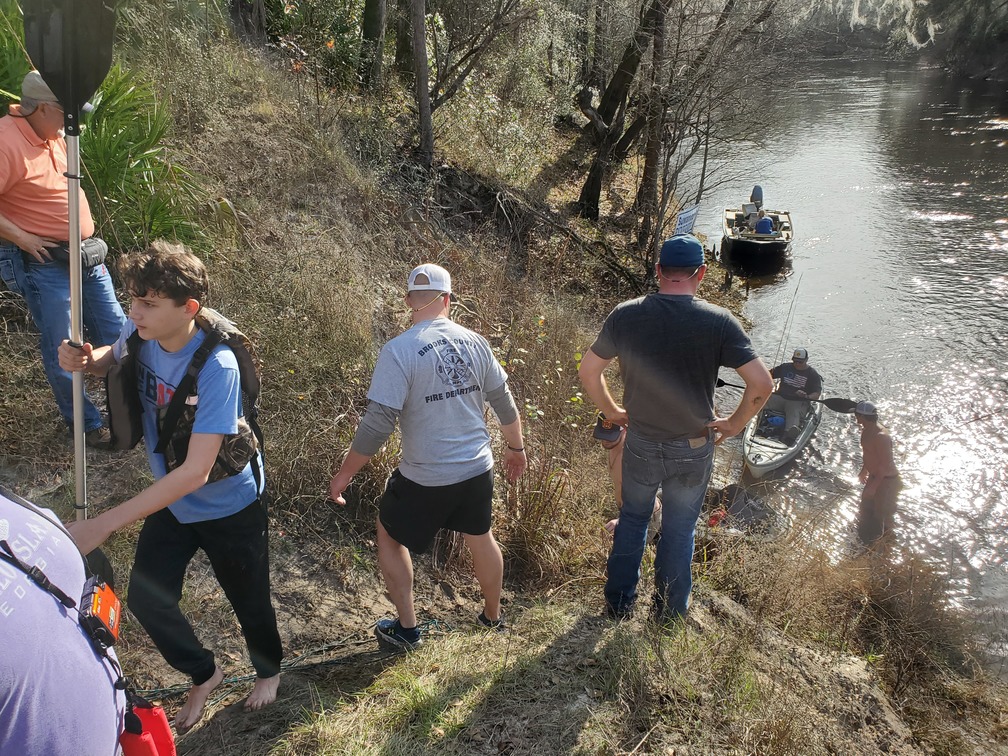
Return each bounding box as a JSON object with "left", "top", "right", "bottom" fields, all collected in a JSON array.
[
  {"left": 126, "top": 328, "right": 143, "bottom": 360},
  {"left": 152, "top": 326, "right": 223, "bottom": 456},
  {"left": 198, "top": 309, "right": 263, "bottom": 443},
  {"left": 185, "top": 309, "right": 265, "bottom": 495},
  {"left": 105, "top": 330, "right": 147, "bottom": 451}
]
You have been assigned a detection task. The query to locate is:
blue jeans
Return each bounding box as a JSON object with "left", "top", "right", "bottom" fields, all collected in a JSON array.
[
  {"left": 0, "top": 243, "right": 125, "bottom": 431},
  {"left": 605, "top": 428, "right": 714, "bottom": 620}
]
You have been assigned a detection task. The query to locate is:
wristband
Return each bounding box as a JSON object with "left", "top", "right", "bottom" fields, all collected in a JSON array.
[{"left": 507, "top": 445, "right": 525, "bottom": 453}]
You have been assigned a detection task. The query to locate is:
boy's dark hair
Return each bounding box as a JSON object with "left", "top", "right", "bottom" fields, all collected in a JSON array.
[{"left": 119, "top": 240, "right": 209, "bottom": 306}]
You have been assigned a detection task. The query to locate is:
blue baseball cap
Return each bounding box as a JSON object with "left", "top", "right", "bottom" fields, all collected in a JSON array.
[{"left": 659, "top": 235, "right": 704, "bottom": 268}]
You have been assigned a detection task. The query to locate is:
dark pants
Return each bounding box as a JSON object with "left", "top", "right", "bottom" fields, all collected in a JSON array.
[
  {"left": 857, "top": 476, "right": 902, "bottom": 544},
  {"left": 127, "top": 500, "right": 283, "bottom": 684}
]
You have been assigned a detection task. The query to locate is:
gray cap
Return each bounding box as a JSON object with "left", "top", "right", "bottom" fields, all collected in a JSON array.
[
  {"left": 21, "top": 70, "right": 93, "bottom": 112},
  {"left": 854, "top": 401, "right": 877, "bottom": 418},
  {"left": 22, "top": 71, "right": 59, "bottom": 103}
]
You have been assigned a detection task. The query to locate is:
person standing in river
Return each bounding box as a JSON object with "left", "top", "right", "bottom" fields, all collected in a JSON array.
[{"left": 854, "top": 401, "right": 902, "bottom": 545}]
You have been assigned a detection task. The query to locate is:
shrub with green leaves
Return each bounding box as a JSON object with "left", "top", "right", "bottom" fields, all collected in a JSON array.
[
  {"left": 0, "top": 1, "right": 206, "bottom": 255},
  {"left": 0, "top": 1, "right": 28, "bottom": 104},
  {"left": 268, "top": 0, "right": 364, "bottom": 89},
  {"left": 81, "top": 64, "right": 207, "bottom": 253}
]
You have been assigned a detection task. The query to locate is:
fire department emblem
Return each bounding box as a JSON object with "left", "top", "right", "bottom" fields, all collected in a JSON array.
[{"left": 436, "top": 347, "right": 472, "bottom": 387}]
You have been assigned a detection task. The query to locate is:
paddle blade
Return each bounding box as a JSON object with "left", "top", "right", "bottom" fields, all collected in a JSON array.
[
  {"left": 22, "top": 0, "right": 116, "bottom": 135},
  {"left": 715, "top": 377, "right": 746, "bottom": 391},
  {"left": 822, "top": 397, "right": 858, "bottom": 413}
]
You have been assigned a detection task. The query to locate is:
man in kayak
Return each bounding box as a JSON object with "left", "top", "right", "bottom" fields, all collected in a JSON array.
[
  {"left": 854, "top": 401, "right": 902, "bottom": 545},
  {"left": 579, "top": 234, "right": 772, "bottom": 623},
  {"left": 766, "top": 348, "right": 823, "bottom": 445}
]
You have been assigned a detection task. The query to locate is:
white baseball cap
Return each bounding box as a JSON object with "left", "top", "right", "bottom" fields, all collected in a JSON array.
[
  {"left": 792, "top": 348, "right": 808, "bottom": 360},
  {"left": 407, "top": 264, "right": 452, "bottom": 294},
  {"left": 854, "top": 401, "right": 878, "bottom": 418}
]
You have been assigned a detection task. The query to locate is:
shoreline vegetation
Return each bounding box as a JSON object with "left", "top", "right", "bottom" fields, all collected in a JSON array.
[{"left": 2, "top": 1, "right": 1007, "bottom": 753}]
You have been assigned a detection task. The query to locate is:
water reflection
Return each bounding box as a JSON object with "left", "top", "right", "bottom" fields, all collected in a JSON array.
[{"left": 701, "top": 61, "right": 1008, "bottom": 625}]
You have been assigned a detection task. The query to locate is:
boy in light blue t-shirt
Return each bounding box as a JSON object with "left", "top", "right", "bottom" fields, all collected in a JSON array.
[{"left": 58, "top": 241, "right": 281, "bottom": 733}]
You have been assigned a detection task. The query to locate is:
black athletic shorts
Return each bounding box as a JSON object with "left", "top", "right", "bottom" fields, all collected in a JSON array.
[{"left": 378, "top": 468, "right": 494, "bottom": 553}]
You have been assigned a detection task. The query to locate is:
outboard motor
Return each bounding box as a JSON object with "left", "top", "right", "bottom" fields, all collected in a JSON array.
[{"left": 750, "top": 185, "right": 763, "bottom": 210}]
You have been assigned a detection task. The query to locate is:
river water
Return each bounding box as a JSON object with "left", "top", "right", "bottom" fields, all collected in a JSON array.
[{"left": 698, "top": 60, "right": 1008, "bottom": 648}]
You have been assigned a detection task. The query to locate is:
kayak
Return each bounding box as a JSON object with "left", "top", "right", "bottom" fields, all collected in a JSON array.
[
  {"left": 696, "top": 484, "right": 789, "bottom": 543},
  {"left": 742, "top": 398, "right": 823, "bottom": 479}
]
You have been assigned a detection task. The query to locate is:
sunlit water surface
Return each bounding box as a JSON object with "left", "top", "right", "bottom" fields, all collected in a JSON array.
[{"left": 698, "top": 61, "right": 1008, "bottom": 662}]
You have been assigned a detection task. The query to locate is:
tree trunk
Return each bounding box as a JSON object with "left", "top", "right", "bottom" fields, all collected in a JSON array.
[
  {"left": 589, "top": 1, "right": 606, "bottom": 89},
  {"left": 410, "top": 0, "right": 433, "bottom": 169},
  {"left": 596, "top": 0, "right": 671, "bottom": 127},
  {"left": 576, "top": 103, "right": 626, "bottom": 220},
  {"left": 576, "top": 0, "right": 591, "bottom": 85},
  {"left": 695, "top": 105, "right": 711, "bottom": 205},
  {"left": 360, "top": 0, "right": 388, "bottom": 89},
  {"left": 636, "top": 9, "right": 667, "bottom": 254},
  {"left": 394, "top": 0, "right": 413, "bottom": 74},
  {"left": 229, "top": 0, "right": 267, "bottom": 37}
]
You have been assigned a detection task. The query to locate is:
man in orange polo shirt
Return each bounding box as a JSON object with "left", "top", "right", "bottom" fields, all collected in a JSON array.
[{"left": 0, "top": 71, "right": 124, "bottom": 447}]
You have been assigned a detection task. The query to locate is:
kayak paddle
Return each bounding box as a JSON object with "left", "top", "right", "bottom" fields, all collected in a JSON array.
[{"left": 715, "top": 378, "right": 857, "bottom": 413}]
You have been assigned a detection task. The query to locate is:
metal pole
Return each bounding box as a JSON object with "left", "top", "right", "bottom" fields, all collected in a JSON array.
[
  {"left": 23, "top": 0, "right": 117, "bottom": 524},
  {"left": 66, "top": 134, "right": 87, "bottom": 521}
]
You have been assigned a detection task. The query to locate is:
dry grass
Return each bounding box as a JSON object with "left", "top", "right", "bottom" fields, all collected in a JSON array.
[{"left": 264, "top": 594, "right": 906, "bottom": 755}]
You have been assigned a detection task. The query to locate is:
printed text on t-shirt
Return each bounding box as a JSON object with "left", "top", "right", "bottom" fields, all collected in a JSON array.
[
  {"left": 137, "top": 359, "right": 177, "bottom": 407},
  {"left": 425, "top": 384, "right": 481, "bottom": 403}
]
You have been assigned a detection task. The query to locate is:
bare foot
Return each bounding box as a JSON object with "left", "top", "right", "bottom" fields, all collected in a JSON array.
[
  {"left": 244, "top": 674, "right": 280, "bottom": 712},
  {"left": 175, "top": 666, "right": 224, "bottom": 733}
]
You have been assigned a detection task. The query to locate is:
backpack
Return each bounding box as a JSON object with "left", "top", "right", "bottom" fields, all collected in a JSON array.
[{"left": 106, "top": 308, "right": 264, "bottom": 489}]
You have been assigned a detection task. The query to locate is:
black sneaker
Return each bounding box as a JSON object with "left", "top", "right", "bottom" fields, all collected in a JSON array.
[
  {"left": 605, "top": 603, "right": 634, "bottom": 621},
  {"left": 375, "top": 618, "right": 422, "bottom": 652},
  {"left": 477, "top": 611, "right": 506, "bottom": 632}
]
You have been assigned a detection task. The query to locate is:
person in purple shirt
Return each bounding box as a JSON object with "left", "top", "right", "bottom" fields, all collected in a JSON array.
[
  {"left": 0, "top": 487, "right": 125, "bottom": 754},
  {"left": 58, "top": 241, "right": 282, "bottom": 733}
]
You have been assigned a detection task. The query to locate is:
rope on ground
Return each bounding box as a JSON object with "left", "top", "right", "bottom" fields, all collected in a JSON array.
[{"left": 134, "top": 618, "right": 456, "bottom": 700}]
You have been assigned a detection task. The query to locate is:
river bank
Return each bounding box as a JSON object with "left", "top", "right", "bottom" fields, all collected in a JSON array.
[{"left": 2, "top": 8, "right": 1007, "bottom": 754}]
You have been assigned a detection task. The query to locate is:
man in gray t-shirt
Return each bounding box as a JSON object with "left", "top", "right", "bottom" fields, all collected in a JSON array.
[
  {"left": 579, "top": 235, "right": 773, "bottom": 623},
  {"left": 330, "top": 264, "right": 526, "bottom": 651}
]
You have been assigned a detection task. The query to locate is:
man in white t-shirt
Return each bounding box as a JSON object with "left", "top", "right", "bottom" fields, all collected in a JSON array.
[{"left": 330, "top": 264, "right": 526, "bottom": 651}]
